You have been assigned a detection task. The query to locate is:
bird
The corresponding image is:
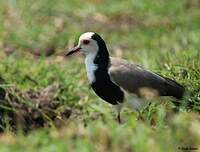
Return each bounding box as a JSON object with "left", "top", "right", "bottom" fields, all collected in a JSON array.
[{"left": 65, "top": 32, "right": 185, "bottom": 123}]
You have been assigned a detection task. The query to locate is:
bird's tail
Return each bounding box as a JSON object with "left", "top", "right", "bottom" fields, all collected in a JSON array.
[{"left": 164, "top": 77, "right": 185, "bottom": 100}]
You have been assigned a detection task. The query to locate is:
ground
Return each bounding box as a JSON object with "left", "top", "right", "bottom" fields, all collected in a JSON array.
[{"left": 0, "top": 0, "right": 200, "bottom": 152}]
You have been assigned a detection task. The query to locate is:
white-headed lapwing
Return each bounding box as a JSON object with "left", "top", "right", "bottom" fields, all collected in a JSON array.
[{"left": 65, "top": 32, "right": 185, "bottom": 123}]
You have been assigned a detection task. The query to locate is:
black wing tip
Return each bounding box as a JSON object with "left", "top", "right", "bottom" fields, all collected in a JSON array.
[{"left": 164, "top": 77, "right": 185, "bottom": 100}]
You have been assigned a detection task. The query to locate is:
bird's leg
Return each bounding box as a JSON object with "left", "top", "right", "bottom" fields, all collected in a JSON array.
[
  {"left": 117, "top": 112, "right": 121, "bottom": 124},
  {"left": 136, "top": 110, "right": 144, "bottom": 121},
  {"left": 115, "top": 104, "right": 122, "bottom": 124}
]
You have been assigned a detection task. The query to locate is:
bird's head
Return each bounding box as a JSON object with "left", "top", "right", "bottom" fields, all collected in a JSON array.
[{"left": 65, "top": 32, "right": 108, "bottom": 58}]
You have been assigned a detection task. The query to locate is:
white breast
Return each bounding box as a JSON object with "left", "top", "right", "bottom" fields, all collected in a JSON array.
[{"left": 85, "top": 53, "right": 98, "bottom": 83}]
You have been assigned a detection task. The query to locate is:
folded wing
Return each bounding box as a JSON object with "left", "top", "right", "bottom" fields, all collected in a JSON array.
[{"left": 109, "top": 57, "right": 184, "bottom": 99}]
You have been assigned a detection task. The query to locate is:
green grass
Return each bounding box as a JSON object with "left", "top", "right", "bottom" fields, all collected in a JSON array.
[{"left": 0, "top": 0, "right": 200, "bottom": 151}]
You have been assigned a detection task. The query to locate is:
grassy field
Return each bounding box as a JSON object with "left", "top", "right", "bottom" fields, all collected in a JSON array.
[{"left": 0, "top": 0, "right": 200, "bottom": 151}]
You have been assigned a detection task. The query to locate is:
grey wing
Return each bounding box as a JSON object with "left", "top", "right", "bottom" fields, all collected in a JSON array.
[{"left": 109, "top": 57, "right": 167, "bottom": 98}]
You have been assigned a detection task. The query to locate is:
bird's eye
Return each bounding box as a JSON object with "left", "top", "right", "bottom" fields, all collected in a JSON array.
[{"left": 83, "top": 40, "right": 90, "bottom": 45}]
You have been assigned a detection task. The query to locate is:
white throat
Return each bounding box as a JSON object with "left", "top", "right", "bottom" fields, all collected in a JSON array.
[{"left": 85, "top": 52, "right": 98, "bottom": 83}]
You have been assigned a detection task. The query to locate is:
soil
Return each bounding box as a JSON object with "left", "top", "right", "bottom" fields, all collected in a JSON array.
[{"left": 0, "top": 81, "right": 71, "bottom": 133}]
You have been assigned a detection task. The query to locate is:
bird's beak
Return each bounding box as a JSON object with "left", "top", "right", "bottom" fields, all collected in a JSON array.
[{"left": 65, "top": 45, "right": 81, "bottom": 56}]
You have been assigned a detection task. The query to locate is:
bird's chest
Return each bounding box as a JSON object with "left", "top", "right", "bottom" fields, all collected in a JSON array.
[
  {"left": 85, "top": 54, "right": 124, "bottom": 105},
  {"left": 91, "top": 79, "right": 124, "bottom": 105}
]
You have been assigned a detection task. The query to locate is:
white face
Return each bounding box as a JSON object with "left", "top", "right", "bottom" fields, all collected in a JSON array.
[{"left": 78, "top": 32, "right": 99, "bottom": 55}]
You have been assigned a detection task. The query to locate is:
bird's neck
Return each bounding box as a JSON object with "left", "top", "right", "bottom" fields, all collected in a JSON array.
[{"left": 85, "top": 50, "right": 110, "bottom": 84}]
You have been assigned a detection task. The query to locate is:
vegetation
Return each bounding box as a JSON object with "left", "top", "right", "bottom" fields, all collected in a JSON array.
[{"left": 0, "top": 0, "right": 199, "bottom": 151}]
